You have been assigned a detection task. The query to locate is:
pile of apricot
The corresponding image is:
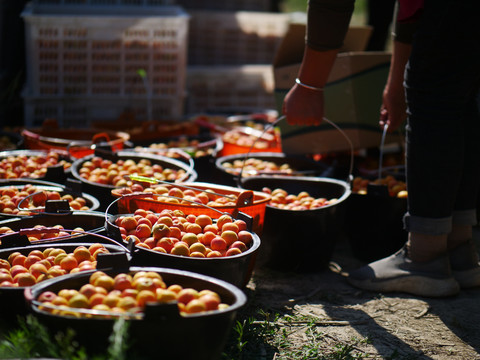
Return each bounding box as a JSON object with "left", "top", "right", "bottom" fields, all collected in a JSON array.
[
  {"left": 220, "top": 158, "right": 295, "bottom": 177},
  {"left": 261, "top": 187, "right": 338, "bottom": 210},
  {"left": 0, "top": 243, "right": 109, "bottom": 288},
  {"left": 135, "top": 136, "right": 216, "bottom": 158},
  {"left": 35, "top": 270, "right": 229, "bottom": 318},
  {"left": 76, "top": 156, "right": 188, "bottom": 187},
  {"left": 113, "top": 184, "right": 252, "bottom": 208},
  {"left": 0, "top": 224, "right": 87, "bottom": 245},
  {"left": 115, "top": 208, "right": 254, "bottom": 258},
  {"left": 0, "top": 151, "right": 71, "bottom": 179},
  {"left": 352, "top": 176, "right": 407, "bottom": 198},
  {"left": 0, "top": 184, "right": 90, "bottom": 215}
]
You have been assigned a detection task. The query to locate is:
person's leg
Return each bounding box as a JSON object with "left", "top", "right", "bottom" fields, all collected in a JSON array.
[
  {"left": 404, "top": 0, "right": 480, "bottom": 260},
  {"left": 348, "top": 0, "right": 480, "bottom": 297},
  {"left": 447, "top": 97, "right": 480, "bottom": 287}
]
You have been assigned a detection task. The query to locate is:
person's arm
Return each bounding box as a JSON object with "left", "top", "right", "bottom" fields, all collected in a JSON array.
[
  {"left": 380, "top": 39, "right": 411, "bottom": 132},
  {"left": 380, "top": 1, "right": 422, "bottom": 132},
  {"left": 282, "top": 0, "right": 355, "bottom": 126}
]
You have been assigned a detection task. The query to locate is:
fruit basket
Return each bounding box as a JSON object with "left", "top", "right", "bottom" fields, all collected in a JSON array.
[
  {"left": 21, "top": 125, "right": 131, "bottom": 159},
  {"left": 0, "top": 210, "right": 107, "bottom": 243},
  {"left": 345, "top": 175, "right": 408, "bottom": 262},
  {"left": 0, "top": 149, "right": 72, "bottom": 184},
  {"left": 240, "top": 175, "right": 351, "bottom": 272},
  {"left": 105, "top": 197, "right": 261, "bottom": 288},
  {"left": 69, "top": 150, "right": 197, "bottom": 211},
  {"left": 25, "top": 264, "right": 247, "bottom": 360},
  {"left": 0, "top": 178, "right": 100, "bottom": 218},
  {"left": 0, "top": 237, "right": 128, "bottom": 325},
  {"left": 194, "top": 113, "right": 282, "bottom": 157},
  {"left": 215, "top": 152, "right": 333, "bottom": 187},
  {"left": 111, "top": 181, "right": 270, "bottom": 235},
  {"left": 132, "top": 133, "right": 223, "bottom": 183}
]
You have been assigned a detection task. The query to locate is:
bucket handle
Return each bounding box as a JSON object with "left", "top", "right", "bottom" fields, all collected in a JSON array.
[
  {"left": 120, "top": 175, "right": 257, "bottom": 220},
  {"left": 105, "top": 192, "right": 254, "bottom": 234},
  {"left": 0, "top": 227, "right": 129, "bottom": 251},
  {"left": 129, "top": 148, "right": 196, "bottom": 184},
  {"left": 16, "top": 191, "right": 73, "bottom": 216},
  {"left": 234, "top": 116, "right": 355, "bottom": 187}
]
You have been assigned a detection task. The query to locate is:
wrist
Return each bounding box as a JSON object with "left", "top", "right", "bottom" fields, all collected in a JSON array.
[{"left": 295, "top": 78, "right": 324, "bottom": 92}]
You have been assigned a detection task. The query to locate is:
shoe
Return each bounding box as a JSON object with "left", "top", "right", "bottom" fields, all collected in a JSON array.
[
  {"left": 449, "top": 239, "right": 480, "bottom": 288},
  {"left": 347, "top": 247, "right": 460, "bottom": 297}
]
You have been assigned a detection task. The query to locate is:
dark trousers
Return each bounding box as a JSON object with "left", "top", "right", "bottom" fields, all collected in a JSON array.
[{"left": 404, "top": 0, "right": 480, "bottom": 234}]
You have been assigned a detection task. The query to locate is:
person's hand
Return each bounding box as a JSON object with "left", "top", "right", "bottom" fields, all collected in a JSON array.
[
  {"left": 379, "top": 82, "right": 407, "bottom": 132},
  {"left": 282, "top": 83, "right": 324, "bottom": 126}
]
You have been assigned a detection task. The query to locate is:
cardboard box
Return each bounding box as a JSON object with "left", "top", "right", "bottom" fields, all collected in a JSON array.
[{"left": 273, "top": 23, "right": 403, "bottom": 154}]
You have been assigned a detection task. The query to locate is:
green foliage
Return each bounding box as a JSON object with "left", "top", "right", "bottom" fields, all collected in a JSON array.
[{"left": 0, "top": 315, "right": 131, "bottom": 360}]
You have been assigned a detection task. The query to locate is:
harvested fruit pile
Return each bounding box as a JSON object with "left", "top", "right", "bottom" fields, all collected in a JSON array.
[
  {"left": 0, "top": 184, "right": 90, "bottom": 215},
  {"left": 0, "top": 151, "right": 71, "bottom": 179},
  {"left": 220, "top": 157, "right": 295, "bottom": 176},
  {"left": 351, "top": 175, "right": 407, "bottom": 198},
  {"left": 35, "top": 270, "right": 229, "bottom": 319},
  {"left": 77, "top": 156, "right": 188, "bottom": 187},
  {"left": 135, "top": 136, "right": 216, "bottom": 158},
  {"left": 0, "top": 243, "right": 110, "bottom": 287},
  {"left": 116, "top": 208, "right": 254, "bottom": 258},
  {"left": 0, "top": 225, "right": 87, "bottom": 244},
  {"left": 261, "top": 187, "right": 338, "bottom": 210},
  {"left": 114, "top": 184, "right": 252, "bottom": 208}
]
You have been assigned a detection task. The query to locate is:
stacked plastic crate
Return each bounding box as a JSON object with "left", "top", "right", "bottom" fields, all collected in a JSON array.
[
  {"left": 183, "top": 5, "right": 290, "bottom": 114},
  {"left": 22, "top": 0, "right": 189, "bottom": 127}
]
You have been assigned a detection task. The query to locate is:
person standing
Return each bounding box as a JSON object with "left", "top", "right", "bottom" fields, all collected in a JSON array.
[{"left": 283, "top": 0, "right": 480, "bottom": 297}]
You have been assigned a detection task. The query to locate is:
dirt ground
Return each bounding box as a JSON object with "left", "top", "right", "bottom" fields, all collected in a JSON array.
[{"left": 246, "top": 227, "right": 480, "bottom": 359}]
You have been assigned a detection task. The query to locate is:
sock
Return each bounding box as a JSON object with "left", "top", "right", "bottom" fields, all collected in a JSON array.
[
  {"left": 407, "top": 232, "right": 448, "bottom": 262},
  {"left": 447, "top": 224, "right": 472, "bottom": 251}
]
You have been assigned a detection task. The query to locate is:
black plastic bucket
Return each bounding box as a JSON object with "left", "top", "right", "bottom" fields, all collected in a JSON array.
[
  {"left": 0, "top": 240, "right": 127, "bottom": 326},
  {"left": 0, "top": 210, "right": 107, "bottom": 241},
  {"left": 69, "top": 150, "right": 198, "bottom": 212},
  {"left": 105, "top": 210, "right": 261, "bottom": 289},
  {"left": 344, "top": 192, "right": 408, "bottom": 262},
  {"left": 0, "top": 178, "right": 101, "bottom": 218},
  {"left": 132, "top": 133, "right": 223, "bottom": 184},
  {"left": 215, "top": 152, "right": 335, "bottom": 188},
  {"left": 25, "top": 265, "right": 247, "bottom": 360},
  {"left": 0, "top": 149, "right": 73, "bottom": 184},
  {"left": 240, "top": 175, "right": 351, "bottom": 272}
]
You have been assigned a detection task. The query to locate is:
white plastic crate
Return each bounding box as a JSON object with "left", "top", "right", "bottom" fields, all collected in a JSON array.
[
  {"left": 33, "top": 0, "right": 175, "bottom": 6},
  {"left": 176, "top": 0, "right": 272, "bottom": 11},
  {"left": 188, "top": 11, "right": 290, "bottom": 65},
  {"left": 185, "top": 65, "right": 276, "bottom": 114},
  {"left": 22, "top": 3, "right": 189, "bottom": 100},
  {"left": 23, "top": 92, "right": 185, "bottom": 128}
]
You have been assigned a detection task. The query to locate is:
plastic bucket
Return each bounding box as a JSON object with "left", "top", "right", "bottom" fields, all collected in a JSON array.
[
  {"left": 111, "top": 182, "right": 270, "bottom": 235},
  {"left": 344, "top": 192, "right": 408, "bottom": 262},
  {"left": 0, "top": 149, "right": 72, "bottom": 184},
  {"left": 240, "top": 175, "right": 351, "bottom": 272},
  {"left": 132, "top": 133, "right": 223, "bottom": 183},
  {"left": 105, "top": 198, "right": 261, "bottom": 288},
  {"left": 69, "top": 150, "right": 198, "bottom": 212},
  {"left": 0, "top": 178, "right": 100, "bottom": 218},
  {"left": 21, "top": 127, "right": 131, "bottom": 159},
  {"left": 0, "top": 210, "right": 107, "bottom": 241},
  {"left": 215, "top": 152, "right": 333, "bottom": 187},
  {"left": 0, "top": 240, "right": 128, "bottom": 326},
  {"left": 25, "top": 265, "right": 246, "bottom": 360}
]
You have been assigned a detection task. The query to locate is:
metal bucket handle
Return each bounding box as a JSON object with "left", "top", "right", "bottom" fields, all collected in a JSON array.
[
  {"left": 16, "top": 191, "right": 73, "bottom": 216},
  {"left": 235, "top": 115, "right": 355, "bottom": 187},
  {"left": 0, "top": 226, "right": 129, "bottom": 251},
  {"left": 105, "top": 191, "right": 254, "bottom": 235}
]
